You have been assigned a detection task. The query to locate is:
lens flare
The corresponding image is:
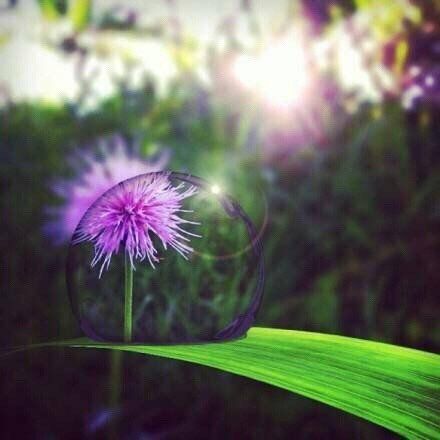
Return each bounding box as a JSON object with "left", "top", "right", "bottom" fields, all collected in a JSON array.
[
  {"left": 210, "top": 184, "right": 222, "bottom": 195},
  {"left": 233, "top": 32, "right": 308, "bottom": 107}
]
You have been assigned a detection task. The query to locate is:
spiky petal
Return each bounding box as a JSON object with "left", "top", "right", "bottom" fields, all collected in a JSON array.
[{"left": 73, "top": 172, "right": 199, "bottom": 277}]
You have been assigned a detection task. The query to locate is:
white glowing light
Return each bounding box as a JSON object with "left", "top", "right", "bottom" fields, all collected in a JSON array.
[
  {"left": 233, "top": 55, "right": 259, "bottom": 88},
  {"left": 409, "top": 65, "right": 421, "bottom": 77},
  {"left": 233, "top": 33, "right": 308, "bottom": 106},
  {"left": 425, "top": 75, "right": 435, "bottom": 87},
  {"left": 210, "top": 184, "right": 222, "bottom": 195}
]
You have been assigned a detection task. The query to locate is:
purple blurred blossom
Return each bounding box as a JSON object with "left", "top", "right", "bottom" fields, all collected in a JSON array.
[
  {"left": 301, "top": 0, "right": 331, "bottom": 35},
  {"left": 400, "top": 22, "right": 440, "bottom": 109},
  {"left": 86, "top": 407, "right": 120, "bottom": 434},
  {"left": 73, "top": 172, "right": 199, "bottom": 277},
  {"left": 45, "top": 136, "right": 170, "bottom": 244},
  {"left": 402, "top": 65, "right": 440, "bottom": 109}
]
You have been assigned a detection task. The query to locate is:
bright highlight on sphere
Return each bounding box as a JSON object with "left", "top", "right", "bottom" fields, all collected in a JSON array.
[
  {"left": 233, "top": 33, "right": 308, "bottom": 107},
  {"left": 210, "top": 184, "right": 222, "bottom": 195}
]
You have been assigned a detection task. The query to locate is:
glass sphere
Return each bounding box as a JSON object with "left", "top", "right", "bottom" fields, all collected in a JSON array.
[{"left": 66, "top": 172, "right": 264, "bottom": 343}]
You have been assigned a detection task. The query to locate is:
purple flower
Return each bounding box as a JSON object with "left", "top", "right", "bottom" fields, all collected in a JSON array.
[
  {"left": 73, "top": 172, "right": 199, "bottom": 276},
  {"left": 46, "top": 136, "right": 170, "bottom": 243}
]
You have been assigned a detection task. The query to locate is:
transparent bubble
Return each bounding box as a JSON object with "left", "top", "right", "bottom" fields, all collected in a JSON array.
[{"left": 66, "top": 172, "right": 264, "bottom": 343}]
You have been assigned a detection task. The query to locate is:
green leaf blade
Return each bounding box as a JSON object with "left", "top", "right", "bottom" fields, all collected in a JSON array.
[{"left": 36, "top": 328, "right": 440, "bottom": 438}]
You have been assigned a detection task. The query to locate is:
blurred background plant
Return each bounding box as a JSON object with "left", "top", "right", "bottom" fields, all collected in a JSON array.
[{"left": 1, "top": 0, "right": 439, "bottom": 438}]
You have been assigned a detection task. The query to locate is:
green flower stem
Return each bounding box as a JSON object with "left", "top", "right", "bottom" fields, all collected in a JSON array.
[{"left": 124, "top": 251, "right": 133, "bottom": 342}]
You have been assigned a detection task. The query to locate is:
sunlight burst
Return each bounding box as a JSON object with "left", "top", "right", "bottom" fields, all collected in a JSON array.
[{"left": 233, "top": 33, "right": 308, "bottom": 107}]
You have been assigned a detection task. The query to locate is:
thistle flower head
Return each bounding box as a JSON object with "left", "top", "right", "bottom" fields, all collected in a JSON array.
[
  {"left": 73, "top": 172, "right": 199, "bottom": 277},
  {"left": 45, "top": 136, "right": 169, "bottom": 243}
]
